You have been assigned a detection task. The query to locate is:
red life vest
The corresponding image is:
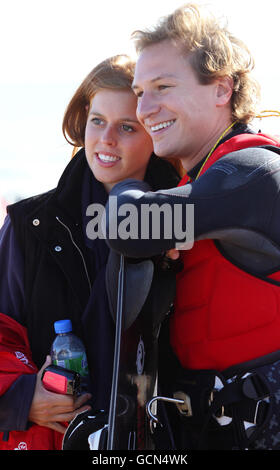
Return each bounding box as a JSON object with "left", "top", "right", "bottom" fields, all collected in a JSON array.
[{"left": 170, "top": 133, "right": 280, "bottom": 371}]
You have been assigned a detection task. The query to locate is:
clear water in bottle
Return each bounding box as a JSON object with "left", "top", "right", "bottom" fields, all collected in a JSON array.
[{"left": 51, "top": 319, "right": 89, "bottom": 377}]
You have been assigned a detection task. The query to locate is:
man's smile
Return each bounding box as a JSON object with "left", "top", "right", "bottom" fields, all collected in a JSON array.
[{"left": 149, "top": 119, "right": 176, "bottom": 133}]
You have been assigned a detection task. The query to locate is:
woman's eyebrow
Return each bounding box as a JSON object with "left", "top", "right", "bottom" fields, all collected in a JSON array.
[
  {"left": 88, "top": 110, "right": 103, "bottom": 116},
  {"left": 121, "top": 117, "right": 140, "bottom": 123},
  {"left": 88, "top": 110, "right": 139, "bottom": 124}
]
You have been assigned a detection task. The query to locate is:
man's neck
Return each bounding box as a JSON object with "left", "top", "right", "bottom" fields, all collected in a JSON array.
[
  {"left": 180, "top": 120, "right": 235, "bottom": 173},
  {"left": 187, "top": 122, "right": 254, "bottom": 180}
]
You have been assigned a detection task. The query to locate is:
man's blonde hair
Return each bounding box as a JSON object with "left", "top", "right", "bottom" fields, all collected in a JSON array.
[{"left": 132, "top": 3, "right": 260, "bottom": 123}]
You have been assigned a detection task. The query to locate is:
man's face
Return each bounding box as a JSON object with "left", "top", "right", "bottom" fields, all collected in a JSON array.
[{"left": 133, "top": 40, "right": 230, "bottom": 170}]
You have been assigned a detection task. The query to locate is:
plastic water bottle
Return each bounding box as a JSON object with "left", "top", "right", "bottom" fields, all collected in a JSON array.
[{"left": 51, "top": 319, "right": 89, "bottom": 377}]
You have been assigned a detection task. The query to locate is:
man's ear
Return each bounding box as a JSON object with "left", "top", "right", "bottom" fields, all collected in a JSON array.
[{"left": 216, "top": 76, "right": 233, "bottom": 106}]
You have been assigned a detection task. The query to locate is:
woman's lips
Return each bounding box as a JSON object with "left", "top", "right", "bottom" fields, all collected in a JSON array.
[{"left": 95, "top": 152, "right": 121, "bottom": 167}]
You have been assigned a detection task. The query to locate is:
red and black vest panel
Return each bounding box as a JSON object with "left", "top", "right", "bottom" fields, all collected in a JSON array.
[{"left": 170, "top": 133, "right": 280, "bottom": 371}]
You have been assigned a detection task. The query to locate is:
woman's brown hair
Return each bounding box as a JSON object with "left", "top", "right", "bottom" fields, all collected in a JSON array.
[{"left": 62, "top": 55, "right": 135, "bottom": 148}]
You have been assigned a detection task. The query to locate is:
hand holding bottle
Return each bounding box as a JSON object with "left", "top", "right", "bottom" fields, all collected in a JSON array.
[{"left": 29, "top": 356, "right": 92, "bottom": 434}]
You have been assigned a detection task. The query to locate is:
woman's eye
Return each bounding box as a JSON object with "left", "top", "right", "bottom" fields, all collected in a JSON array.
[
  {"left": 91, "top": 117, "right": 104, "bottom": 125},
  {"left": 122, "top": 124, "right": 134, "bottom": 132},
  {"left": 158, "top": 85, "right": 170, "bottom": 90}
]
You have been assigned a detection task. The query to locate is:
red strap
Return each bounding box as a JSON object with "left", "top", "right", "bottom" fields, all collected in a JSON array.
[
  {"left": 177, "top": 133, "right": 280, "bottom": 186},
  {"left": 178, "top": 174, "right": 191, "bottom": 186},
  {"left": 200, "top": 133, "right": 280, "bottom": 177}
]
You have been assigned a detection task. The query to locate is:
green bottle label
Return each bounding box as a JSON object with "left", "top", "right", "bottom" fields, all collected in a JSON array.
[{"left": 53, "top": 353, "right": 88, "bottom": 376}]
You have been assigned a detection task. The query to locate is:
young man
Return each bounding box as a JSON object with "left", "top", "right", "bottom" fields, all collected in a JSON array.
[{"left": 105, "top": 4, "right": 280, "bottom": 449}]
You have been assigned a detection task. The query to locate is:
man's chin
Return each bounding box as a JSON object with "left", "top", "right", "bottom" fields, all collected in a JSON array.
[
  {"left": 153, "top": 145, "right": 169, "bottom": 158},
  {"left": 153, "top": 147, "right": 178, "bottom": 160}
]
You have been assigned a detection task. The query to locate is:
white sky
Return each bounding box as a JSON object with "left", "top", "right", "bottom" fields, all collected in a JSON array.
[{"left": 1, "top": 0, "right": 279, "bottom": 202}]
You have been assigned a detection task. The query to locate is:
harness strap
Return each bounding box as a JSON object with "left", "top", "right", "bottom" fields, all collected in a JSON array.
[
  {"left": 195, "top": 370, "right": 275, "bottom": 449},
  {"left": 209, "top": 372, "right": 270, "bottom": 414},
  {"left": 171, "top": 365, "right": 277, "bottom": 449}
]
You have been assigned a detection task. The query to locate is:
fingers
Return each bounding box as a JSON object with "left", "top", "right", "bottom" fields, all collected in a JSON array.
[
  {"left": 165, "top": 248, "right": 180, "bottom": 260},
  {"left": 29, "top": 390, "right": 92, "bottom": 432},
  {"left": 38, "top": 389, "right": 91, "bottom": 416},
  {"left": 30, "top": 355, "right": 92, "bottom": 435},
  {"left": 43, "top": 397, "right": 92, "bottom": 434},
  {"left": 29, "top": 355, "right": 92, "bottom": 430},
  {"left": 74, "top": 392, "right": 92, "bottom": 409},
  {"left": 45, "top": 391, "right": 92, "bottom": 413},
  {"left": 38, "top": 355, "right": 52, "bottom": 377}
]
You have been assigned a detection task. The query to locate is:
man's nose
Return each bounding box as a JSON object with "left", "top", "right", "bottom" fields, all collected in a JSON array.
[
  {"left": 100, "top": 125, "right": 117, "bottom": 146},
  {"left": 137, "top": 92, "right": 160, "bottom": 122}
]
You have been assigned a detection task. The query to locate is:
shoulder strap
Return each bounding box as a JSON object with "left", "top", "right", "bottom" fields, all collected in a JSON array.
[
  {"left": 177, "top": 133, "right": 280, "bottom": 186},
  {"left": 200, "top": 133, "right": 280, "bottom": 177}
]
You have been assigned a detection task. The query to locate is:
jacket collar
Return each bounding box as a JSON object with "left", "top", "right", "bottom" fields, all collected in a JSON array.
[{"left": 48, "top": 148, "right": 88, "bottom": 226}]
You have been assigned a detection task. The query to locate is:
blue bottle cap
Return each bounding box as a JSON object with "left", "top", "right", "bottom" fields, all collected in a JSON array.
[{"left": 54, "top": 319, "right": 72, "bottom": 334}]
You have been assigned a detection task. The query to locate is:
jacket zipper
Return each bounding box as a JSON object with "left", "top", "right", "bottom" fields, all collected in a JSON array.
[{"left": 55, "top": 216, "right": 92, "bottom": 293}]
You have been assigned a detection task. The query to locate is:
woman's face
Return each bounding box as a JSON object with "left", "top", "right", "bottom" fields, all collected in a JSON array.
[{"left": 84, "top": 88, "right": 153, "bottom": 192}]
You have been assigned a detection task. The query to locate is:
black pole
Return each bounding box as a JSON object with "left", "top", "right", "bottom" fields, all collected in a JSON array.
[{"left": 107, "top": 254, "right": 125, "bottom": 450}]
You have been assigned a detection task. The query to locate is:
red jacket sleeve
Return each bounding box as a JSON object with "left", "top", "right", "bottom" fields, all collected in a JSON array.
[
  {"left": 0, "top": 313, "right": 37, "bottom": 395},
  {"left": 0, "top": 313, "right": 64, "bottom": 450}
]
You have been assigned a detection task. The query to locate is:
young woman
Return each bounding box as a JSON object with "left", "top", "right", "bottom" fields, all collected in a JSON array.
[{"left": 0, "top": 55, "right": 180, "bottom": 450}]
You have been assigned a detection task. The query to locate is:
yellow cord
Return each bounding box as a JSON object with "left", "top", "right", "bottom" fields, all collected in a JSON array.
[
  {"left": 194, "top": 110, "right": 280, "bottom": 181},
  {"left": 256, "top": 110, "right": 280, "bottom": 119},
  {"left": 195, "top": 121, "right": 237, "bottom": 180}
]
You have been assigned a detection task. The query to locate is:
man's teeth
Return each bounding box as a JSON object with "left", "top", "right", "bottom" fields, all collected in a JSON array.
[
  {"left": 150, "top": 120, "right": 175, "bottom": 132},
  {"left": 98, "top": 153, "right": 120, "bottom": 162}
]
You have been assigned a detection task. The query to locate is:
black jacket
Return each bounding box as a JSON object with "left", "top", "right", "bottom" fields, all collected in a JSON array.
[{"left": 2, "top": 148, "right": 180, "bottom": 428}]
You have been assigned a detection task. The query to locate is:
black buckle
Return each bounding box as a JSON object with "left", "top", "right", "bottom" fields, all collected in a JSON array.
[
  {"left": 207, "top": 373, "right": 270, "bottom": 426},
  {"left": 241, "top": 373, "right": 270, "bottom": 427},
  {"left": 208, "top": 389, "right": 225, "bottom": 418},
  {"left": 242, "top": 373, "right": 270, "bottom": 401}
]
